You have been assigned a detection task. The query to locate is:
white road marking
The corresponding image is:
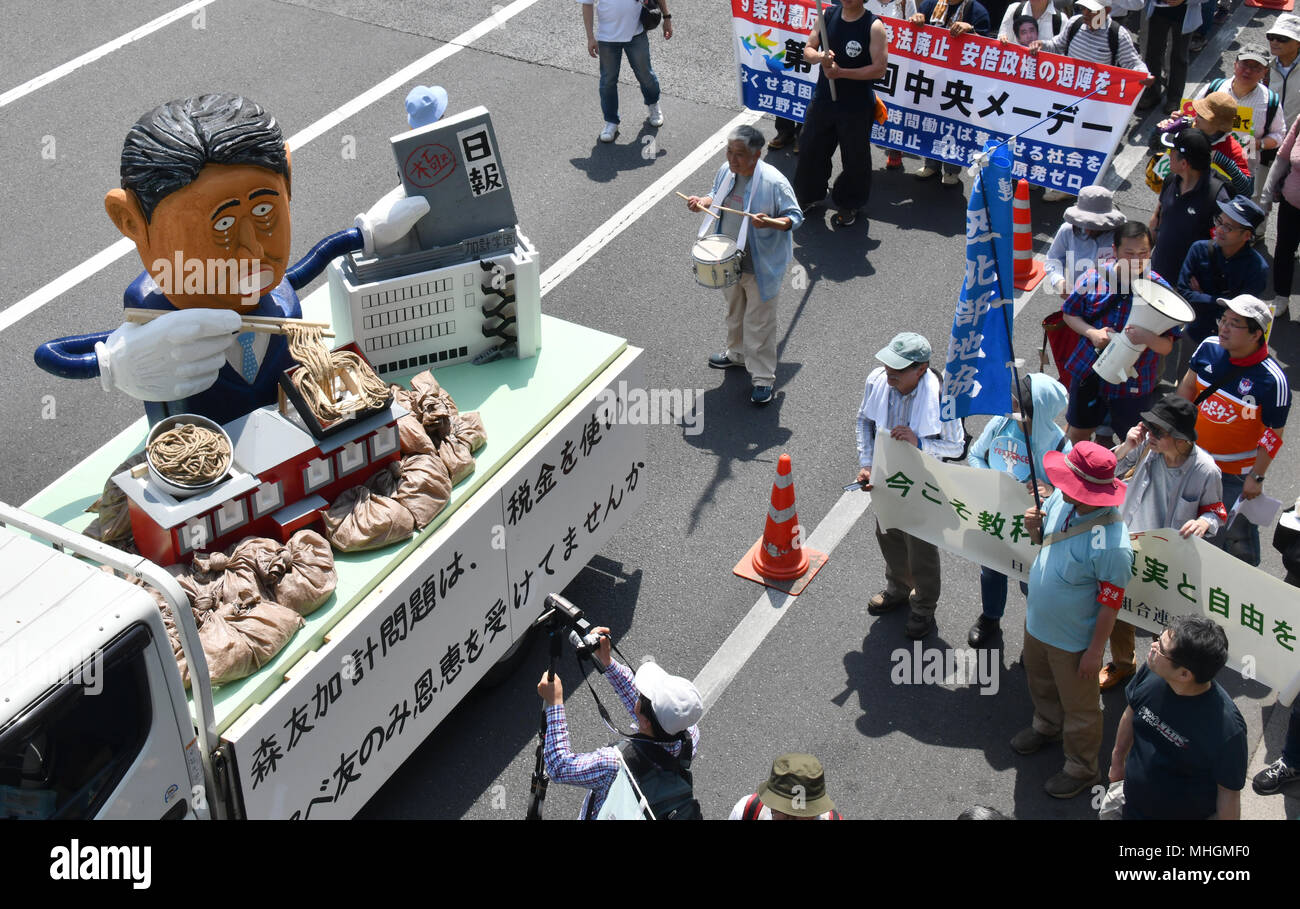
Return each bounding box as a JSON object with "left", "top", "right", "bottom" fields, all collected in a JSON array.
[
  {"left": 540, "top": 110, "right": 762, "bottom": 297},
  {"left": 0, "top": 0, "right": 218, "bottom": 109},
  {"left": 0, "top": 0, "right": 547, "bottom": 337},
  {"left": 693, "top": 488, "right": 872, "bottom": 713}
]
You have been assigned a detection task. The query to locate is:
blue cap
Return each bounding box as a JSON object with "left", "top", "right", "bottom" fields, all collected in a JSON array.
[
  {"left": 405, "top": 85, "right": 448, "bottom": 128},
  {"left": 1218, "top": 195, "right": 1266, "bottom": 231}
]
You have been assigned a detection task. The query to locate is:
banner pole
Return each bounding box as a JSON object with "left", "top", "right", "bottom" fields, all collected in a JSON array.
[
  {"left": 973, "top": 151, "right": 1043, "bottom": 512},
  {"left": 816, "top": 0, "right": 838, "bottom": 102}
]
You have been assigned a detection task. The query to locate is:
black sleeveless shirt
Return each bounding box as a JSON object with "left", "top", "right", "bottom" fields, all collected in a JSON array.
[{"left": 813, "top": 5, "right": 877, "bottom": 110}]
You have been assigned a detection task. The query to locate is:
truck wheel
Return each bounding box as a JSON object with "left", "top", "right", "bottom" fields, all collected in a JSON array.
[{"left": 478, "top": 623, "right": 535, "bottom": 688}]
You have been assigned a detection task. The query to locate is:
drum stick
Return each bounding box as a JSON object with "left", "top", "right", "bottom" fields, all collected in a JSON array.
[
  {"left": 712, "top": 203, "right": 759, "bottom": 218},
  {"left": 816, "top": 0, "right": 838, "bottom": 102},
  {"left": 674, "top": 191, "right": 722, "bottom": 220}
]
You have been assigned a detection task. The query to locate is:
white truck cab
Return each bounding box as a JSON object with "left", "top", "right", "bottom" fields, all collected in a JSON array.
[{"left": 0, "top": 509, "right": 209, "bottom": 819}]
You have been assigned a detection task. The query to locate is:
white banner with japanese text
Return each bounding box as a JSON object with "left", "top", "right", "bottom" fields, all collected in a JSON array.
[
  {"left": 729, "top": 0, "right": 1145, "bottom": 191},
  {"left": 873, "top": 23, "right": 1144, "bottom": 191},
  {"left": 873, "top": 436, "right": 1300, "bottom": 698}
]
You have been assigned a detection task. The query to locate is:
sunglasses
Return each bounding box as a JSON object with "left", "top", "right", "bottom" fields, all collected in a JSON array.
[{"left": 1143, "top": 422, "right": 1167, "bottom": 440}]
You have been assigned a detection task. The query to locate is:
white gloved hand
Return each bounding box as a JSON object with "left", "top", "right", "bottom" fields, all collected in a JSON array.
[
  {"left": 355, "top": 187, "right": 430, "bottom": 257},
  {"left": 95, "top": 308, "right": 242, "bottom": 402}
]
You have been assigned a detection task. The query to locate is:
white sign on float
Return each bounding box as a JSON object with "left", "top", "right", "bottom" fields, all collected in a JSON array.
[
  {"left": 226, "top": 353, "right": 649, "bottom": 818},
  {"left": 503, "top": 356, "right": 649, "bottom": 636}
]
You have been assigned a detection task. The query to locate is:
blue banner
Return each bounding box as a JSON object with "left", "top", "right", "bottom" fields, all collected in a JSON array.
[
  {"left": 870, "top": 111, "right": 1106, "bottom": 195},
  {"left": 739, "top": 64, "right": 815, "bottom": 122},
  {"left": 941, "top": 141, "right": 1015, "bottom": 421}
]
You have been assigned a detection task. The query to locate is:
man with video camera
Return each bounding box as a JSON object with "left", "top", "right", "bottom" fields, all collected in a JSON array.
[{"left": 537, "top": 627, "right": 703, "bottom": 819}]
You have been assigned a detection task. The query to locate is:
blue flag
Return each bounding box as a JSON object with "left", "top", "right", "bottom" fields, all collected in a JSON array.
[{"left": 941, "top": 142, "right": 1016, "bottom": 421}]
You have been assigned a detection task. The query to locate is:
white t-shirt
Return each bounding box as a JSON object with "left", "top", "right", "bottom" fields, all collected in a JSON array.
[
  {"left": 579, "top": 0, "right": 644, "bottom": 43},
  {"left": 997, "top": 0, "right": 1062, "bottom": 42},
  {"left": 864, "top": 0, "right": 918, "bottom": 20}
]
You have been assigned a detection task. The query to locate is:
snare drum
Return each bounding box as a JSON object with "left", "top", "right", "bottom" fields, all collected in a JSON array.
[{"left": 691, "top": 234, "right": 743, "bottom": 289}]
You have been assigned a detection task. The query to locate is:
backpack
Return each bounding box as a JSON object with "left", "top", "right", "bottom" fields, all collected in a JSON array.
[
  {"left": 1206, "top": 77, "right": 1280, "bottom": 139},
  {"left": 1063, "top": 15, "right": 1120, "bottom": 66},
  {"left": 618, "top": 736, "right": 702, "bottom": 820},
  {"left": 1019, "top": 0, "right": 1062, "bottom": 37}
]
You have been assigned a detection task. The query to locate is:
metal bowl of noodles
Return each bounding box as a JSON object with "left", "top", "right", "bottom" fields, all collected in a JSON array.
[{"left": 145, "top": 413, "right": 233, "bottom": 500}]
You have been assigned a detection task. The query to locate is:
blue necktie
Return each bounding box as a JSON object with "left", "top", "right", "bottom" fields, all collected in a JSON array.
[{"left": 238, "top": 332, "right": 258, "bottom": 383}]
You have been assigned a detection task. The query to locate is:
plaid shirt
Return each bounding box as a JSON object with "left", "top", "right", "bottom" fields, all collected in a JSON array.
[
  {"left": 1061, "top": 268, "right": 1179, "bottom": 398},
  {"left": 543, "top": 660, "right": 701, "bottom": 819}
]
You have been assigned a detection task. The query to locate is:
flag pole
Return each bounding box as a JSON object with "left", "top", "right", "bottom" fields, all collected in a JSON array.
[{"left": 971, "top": 153, "right": 1043, "bottom": 512}]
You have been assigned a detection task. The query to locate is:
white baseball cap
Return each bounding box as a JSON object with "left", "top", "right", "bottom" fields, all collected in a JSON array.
[
  {"left": 1217, "top": 294, "right": 1273, "bottom": 332},
  {"left": 634, "top": 660, "right": 703, "bottom": 736}
]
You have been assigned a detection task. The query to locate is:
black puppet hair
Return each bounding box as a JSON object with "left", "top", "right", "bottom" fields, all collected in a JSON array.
[{"left": 120, "top": 93, "right": 289, "bottom": 222}]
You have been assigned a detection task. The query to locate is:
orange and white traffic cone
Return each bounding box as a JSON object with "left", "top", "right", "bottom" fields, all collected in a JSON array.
[
  {"left": 733, "top": 453, "right": 828, "bottom": 595},
  {"left": 1012, "top": 178, "right": 1045, "bottom": 291}
]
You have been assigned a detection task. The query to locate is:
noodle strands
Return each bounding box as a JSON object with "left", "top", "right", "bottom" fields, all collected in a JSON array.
[
  {"left": 285, "top": 325, "right": 390, "bottom": 425},
  {"left": 148, "top": 423, "right": 231, "bottom": 486}
]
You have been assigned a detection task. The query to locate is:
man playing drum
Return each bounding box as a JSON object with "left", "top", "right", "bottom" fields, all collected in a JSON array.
[{"left": 685, "top": 125, "right": 802, "bottom": 405}]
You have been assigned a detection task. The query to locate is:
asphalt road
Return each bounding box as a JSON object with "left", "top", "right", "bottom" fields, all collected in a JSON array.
[{"left": 2, "top": 0, "right": 1297, "bottom": 822}]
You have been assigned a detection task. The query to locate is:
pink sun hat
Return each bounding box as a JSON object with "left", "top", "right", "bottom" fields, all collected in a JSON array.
[{"left": 1043, "top": 441, "right": 1127, "bottom": 507}]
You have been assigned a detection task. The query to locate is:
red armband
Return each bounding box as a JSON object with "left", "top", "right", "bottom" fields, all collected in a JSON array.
[
  {"left": 1259, "top": 428, "right": 1283, "bottom": 458},
  {"left": 1097, "top": 582, "right": 1124, "bottom": 610},
  {"left": 1200, "top": 502, "right": 1227, "bottom": 521}
]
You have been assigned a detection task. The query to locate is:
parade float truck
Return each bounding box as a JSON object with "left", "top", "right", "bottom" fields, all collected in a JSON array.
[{"left": 0, "top": 105, "right": 647, "bottom": 819}]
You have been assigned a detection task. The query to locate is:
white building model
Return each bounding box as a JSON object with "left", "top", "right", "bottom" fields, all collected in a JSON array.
[{"left": 327, "top": 106, "right": 541, "bottom": 375}]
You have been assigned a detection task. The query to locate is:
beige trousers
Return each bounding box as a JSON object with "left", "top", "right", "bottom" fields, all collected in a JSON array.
[
  {"left": 874, "top": 521, "right": 942, "bottom": 618},
  {"left": 723, "top": 272, "right": 778, "bottom": 386},
  {"left": 1023, "top": 629, "right": 1103, "bottom": 781}
]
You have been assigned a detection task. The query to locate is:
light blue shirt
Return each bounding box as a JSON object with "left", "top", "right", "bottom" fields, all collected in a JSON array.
[
  {"left": 703, "top": 159, "right": 802, "bottom": 301},
  {"left": 1044, "top": 224, "right": 1115, "bottom": 295},
  {"left": 1026, "top": 490, "right": 1132, "bottom": 652}
]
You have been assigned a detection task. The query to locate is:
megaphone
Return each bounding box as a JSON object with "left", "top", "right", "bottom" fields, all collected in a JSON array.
[{"left": 1093, "top": 277, "right": 1194, "bottom": 385}]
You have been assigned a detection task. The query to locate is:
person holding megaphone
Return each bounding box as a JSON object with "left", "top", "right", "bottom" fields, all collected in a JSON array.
[{"left": 1060, "top": 221, "right": 1185, "bottom": 447}]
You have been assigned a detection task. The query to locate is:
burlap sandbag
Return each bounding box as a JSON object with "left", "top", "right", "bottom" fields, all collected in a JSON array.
[
  {"left": 392, "top": 454, "right": 453, "bottom": 529},
  {"left": 190, "top": 538, "right": 276, "bottom": 607},
  {"left": 390, "top": 371, "right": 455, "bottom": 442},
  {"left": 83, "top": 451, "right": 148, "bottom": 547},
  {"left": 196, "top": 597, "right": 305, "bottom": 687},
  {"left": 390, "top": 387, "right": 437, "bottom": 456},
  {"left": 322, "top": 483, "right": 415, "bottom": 551},
  {"left": 275, "top": 530, "right": 337, "bottom": 615},
  {"left": 223, "top": 597, "right": 305, "bottom": 673},
  {"left": 410, "top": 370, "right": 459, "bottom": 419},
  {"left": 435, "top": 411, "right": 488, "bottom": 485},
  {"left": 398, "top": 413, "right": 437, "bottom": 456}
]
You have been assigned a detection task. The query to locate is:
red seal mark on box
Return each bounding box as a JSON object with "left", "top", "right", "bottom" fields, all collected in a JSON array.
[{"left": 404, "top": 143, "right": 457, "bottom": 188}]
